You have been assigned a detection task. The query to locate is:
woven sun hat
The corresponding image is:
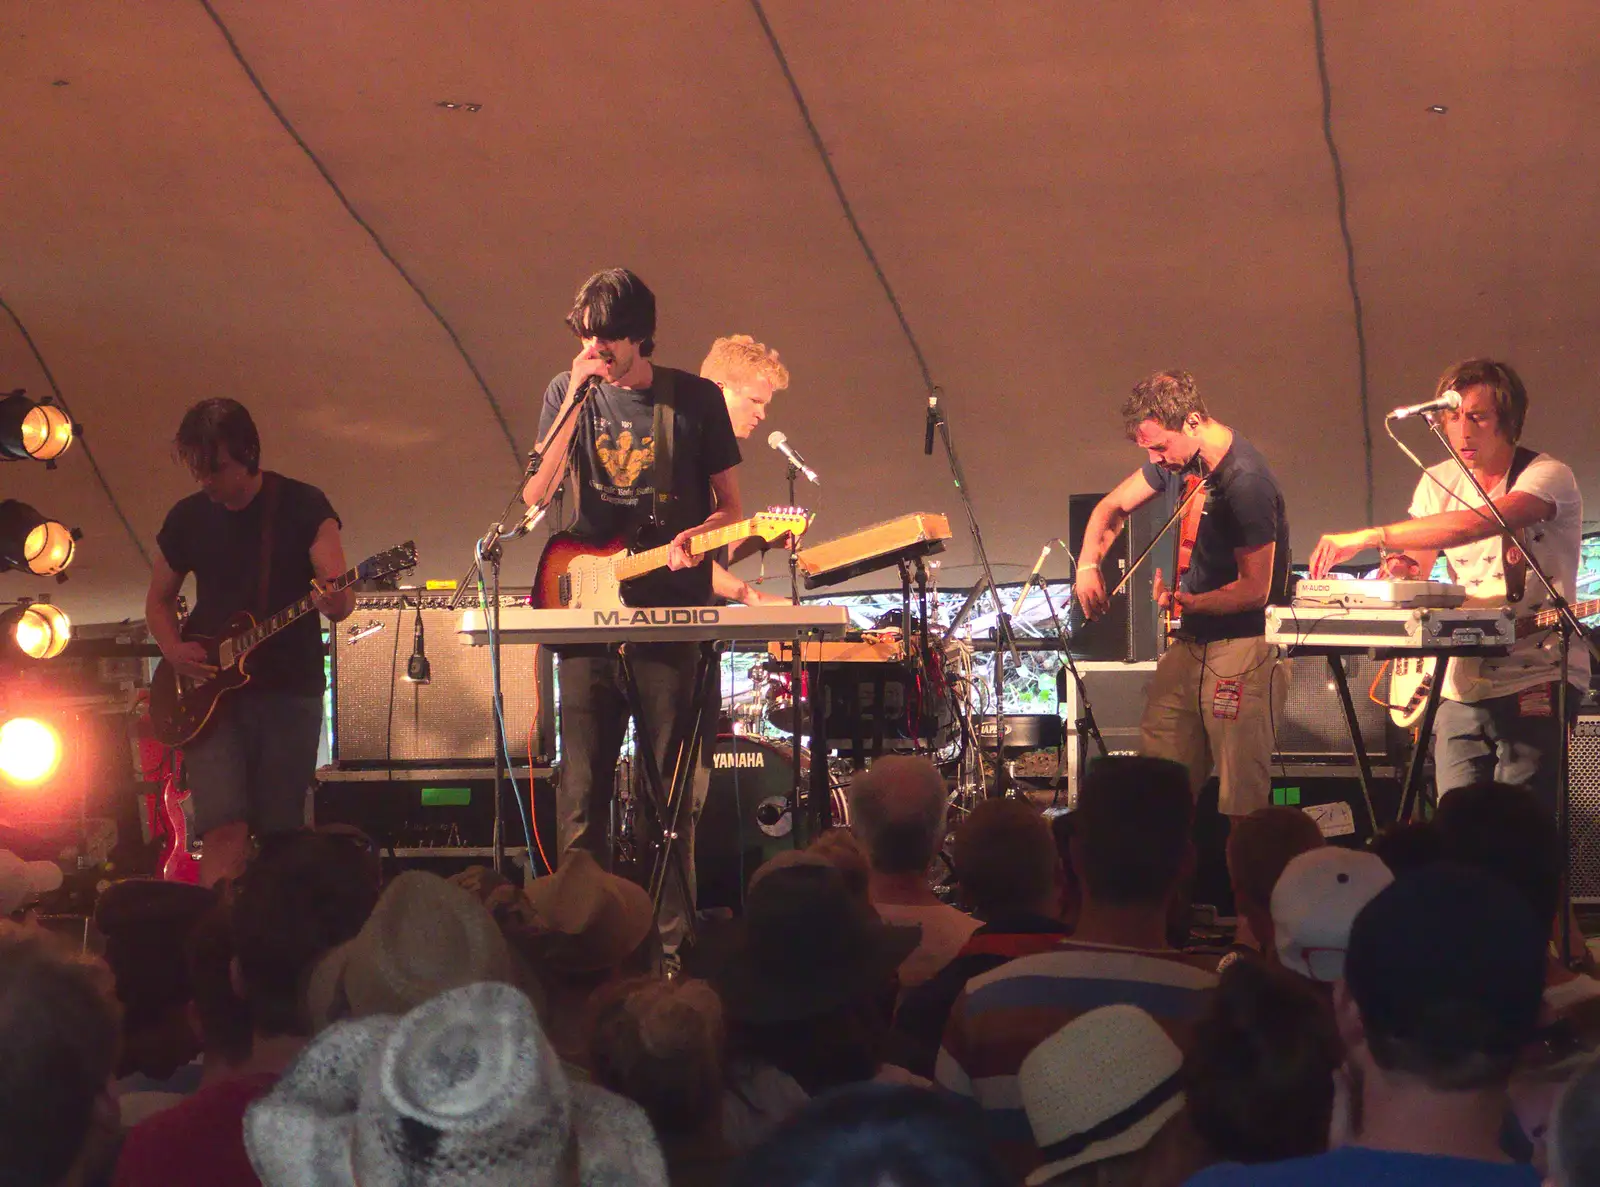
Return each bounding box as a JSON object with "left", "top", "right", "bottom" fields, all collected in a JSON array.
[
  {"left": 517, "top": 850, "right": 656, "bottom": 974},
  {"left": 244, "top": 981, "right": 666, "bottom": 1187},
  {"left": 306, "top": 870, "right": 515, "bottom": 1031},
  {"left": 1018, "top": 1004, "right": 1186, "bottom": 1186},
  {"left": 1271, "top": 847, "right": 1394, "bottom": 983}
]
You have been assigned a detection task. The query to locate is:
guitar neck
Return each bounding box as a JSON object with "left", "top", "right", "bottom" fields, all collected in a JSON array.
[
  {"left": 232, "top": 565, "right": 362, "bottom": 654},
  {"left": 1527, "top": 597, "right": 1600, "bottom": 636},
  {"left": 614, "top": 520, "right": 761, "bottom": 582}
]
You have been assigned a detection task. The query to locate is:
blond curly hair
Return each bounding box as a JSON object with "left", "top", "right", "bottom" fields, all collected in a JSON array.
[{"left": 699, "top": 334, "right": 790, "bottom": 391}]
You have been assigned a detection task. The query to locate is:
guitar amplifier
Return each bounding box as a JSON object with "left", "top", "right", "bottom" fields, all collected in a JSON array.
[
  {"left": 1273, "top": 653, "right": 1396, "bottom": 760},
  {"left": 1569, "top": 714, "right": 1600, "bottom": 902},
  {"left": 331, "top": 591, "right": 543, "bottom": 765}
]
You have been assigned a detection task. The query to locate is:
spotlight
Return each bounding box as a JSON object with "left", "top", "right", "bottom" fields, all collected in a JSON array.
[
  {"left": 0, "top": 717, "right": 63, "bottom": 786},
  {"left": 0, "top": 602, "right": 71, "bottom": 660},
  {"left": 0, "top": 391, "right": 75, "bottom": 464},
  {"left": 0, "top": 500, "right": 78, "bottom": 577}
]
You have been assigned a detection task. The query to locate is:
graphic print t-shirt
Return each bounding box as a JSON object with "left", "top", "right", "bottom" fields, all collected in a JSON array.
[
  {"left": 155, "top": 473, "right": 338, "bottom": 696},
  {"left": 539, "top": 366, "right": 741, "bottom": 606},
  {"left": 1142, "top": 433, "right": 1291, "bottom": 643}
]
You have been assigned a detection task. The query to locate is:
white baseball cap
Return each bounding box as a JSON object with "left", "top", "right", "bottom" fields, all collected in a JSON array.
[
  {"left": 0, "top": 849, "right": 63, "bottom": 917},
  {"left": 1271, "top": 846, "right": 1394, "bottom": 982}
]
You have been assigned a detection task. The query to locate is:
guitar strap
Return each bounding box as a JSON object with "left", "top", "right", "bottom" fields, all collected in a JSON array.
[
  {"left": 647, "top": 366, "right": 676, "bottom": 529},
  {"left": 1501, "top": 446, "right": 1539, "bottom": 604},
  {"left": 256, "top": 471, "right": 282, "bottom": 617}
]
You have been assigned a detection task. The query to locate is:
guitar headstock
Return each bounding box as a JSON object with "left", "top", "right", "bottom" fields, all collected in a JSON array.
[
  {"left": 751, "top": 507, "right": 812, "bottom": 542},
  {"left": 360, "top": 541, "right": 419, "bottom": 584}
]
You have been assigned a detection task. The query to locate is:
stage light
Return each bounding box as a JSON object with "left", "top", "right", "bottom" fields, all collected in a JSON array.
[
  {"left": 0, "top": 392, "right": 75, "bottom": 463},
  {"left": 0, "top": 501, "right": 77, "bottom": 577},
  {"left": 0, "top": 602, "right": 71, "bottom": 660},
  {"left": 0, "top": 717, "right": 63, "bottom": 786}
]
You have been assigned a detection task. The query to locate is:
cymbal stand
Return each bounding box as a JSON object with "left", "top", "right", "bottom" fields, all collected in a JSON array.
[{"left": 928, "top": 402, "right": 1020, "bottom": 796}]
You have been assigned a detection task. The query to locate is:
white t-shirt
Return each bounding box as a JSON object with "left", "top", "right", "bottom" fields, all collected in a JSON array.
[
  {"left": 874, "top": 901, "right": 981, "bottom": 988},
  {"left": 1409, "top": 451, "right": 1589, "bottom": 700}
]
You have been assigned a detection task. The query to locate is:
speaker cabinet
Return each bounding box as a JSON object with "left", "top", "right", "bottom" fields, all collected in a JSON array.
[
  {"left": 1066, "top": 493, "right": 1161, "bottom": 663},
  {"left": 1570, "top": 715, "right": 1600, "bottom": 902},
  {"left": 331, "top": 592, "right": 543, "bottom": 765},
  {"left": 1273, "top": 653, "right": 1396, "bottom": 761}
]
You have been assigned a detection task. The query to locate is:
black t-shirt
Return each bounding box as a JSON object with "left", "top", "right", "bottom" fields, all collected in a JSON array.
[
  {"left": 156, "top": 474, "right": 339, "bottom": 696},
  {"left": 538, "top": 365, "right": 741, "bottom": 606},
  {"left": 1142, "top": 433, "right": 1290, "bottom": 642}
]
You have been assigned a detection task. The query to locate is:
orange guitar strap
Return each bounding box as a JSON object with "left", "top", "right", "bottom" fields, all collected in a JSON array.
[{"left": 256, "top": 471, "right": 282, "bottom": 616}]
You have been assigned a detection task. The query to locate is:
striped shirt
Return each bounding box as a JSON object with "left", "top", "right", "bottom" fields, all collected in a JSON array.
[{"left": 935, "top": 941, "right": 1217, "bottom": 1176}]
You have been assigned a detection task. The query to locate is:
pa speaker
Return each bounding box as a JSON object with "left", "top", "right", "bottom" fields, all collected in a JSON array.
[{"left": 1066, "top": 493, "right": 1161, "bottom": 663}]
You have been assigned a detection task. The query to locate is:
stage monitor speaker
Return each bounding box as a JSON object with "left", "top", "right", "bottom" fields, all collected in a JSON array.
[
  {"left": 1570, "top": 714, "right": 1600, "bottom": 902},
  {"left": 1067, "top": 493, "right": 1161, "bottom": 663},
  {"left": 331, "top": 591, "right": 542, "bottom": 765}
]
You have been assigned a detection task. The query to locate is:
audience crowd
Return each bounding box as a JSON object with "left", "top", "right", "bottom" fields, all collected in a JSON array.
[{"left": 6, "top": 756, "right": 1600, "bottom": 1187}]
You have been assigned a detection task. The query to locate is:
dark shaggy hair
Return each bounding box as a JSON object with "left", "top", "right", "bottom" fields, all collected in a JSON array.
[
  {"left": 565, "top": 268, "right": 656, "bottom": 356},
  {"left": 175, "top": 397, "right": 261, "bottom": 475}
]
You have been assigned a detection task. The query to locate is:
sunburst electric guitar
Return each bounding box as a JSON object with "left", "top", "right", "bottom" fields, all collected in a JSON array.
[
  {"left": 148, "top": 541, "right": 418, "bottom": 746},
  {"left": 1388, "top": 593, "right": 1600, "bottom": 727},
  {"left": 533, "top": 508, "right": 810, "bottom": 610}
]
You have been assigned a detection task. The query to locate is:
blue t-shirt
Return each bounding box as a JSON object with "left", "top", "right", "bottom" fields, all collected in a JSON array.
[
  {"left": 1185, "top": 1147, "right": 1539, "bottom": 1187},
  {"left": 1142, "top": 432, "right": 1289, "bottom": 642}
]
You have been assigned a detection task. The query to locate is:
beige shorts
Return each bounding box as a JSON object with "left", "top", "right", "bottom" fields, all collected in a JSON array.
[{"left": 1139, "top": 635, "right": 1291, "bottom": 817}]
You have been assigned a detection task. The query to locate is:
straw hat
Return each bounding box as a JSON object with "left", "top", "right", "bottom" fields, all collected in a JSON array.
[
  {"left": 306, "top": 870, "right": 515, "bottom": 1030},
  {"left": 245, "top": 981, "right": 665, "bottom": 1187},
  {"left": 517, "top": 850, "right": 656, "bottom": 974},
  {"left": 1019, "top": 1005, "right": 1185, "bottom": 1185}
]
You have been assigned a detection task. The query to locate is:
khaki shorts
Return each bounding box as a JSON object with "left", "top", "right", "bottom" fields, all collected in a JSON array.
[{"left": 1139, "top": 635, "right": 1291, "bottom": 817}]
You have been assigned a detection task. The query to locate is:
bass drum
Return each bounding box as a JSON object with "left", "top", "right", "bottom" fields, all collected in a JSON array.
[{"left": 696, "top": 735, "right": 848, "bottom": 914}]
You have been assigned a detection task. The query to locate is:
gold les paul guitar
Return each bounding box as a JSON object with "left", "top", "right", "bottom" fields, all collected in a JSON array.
[{"left": 1388, "top": 593, "right": 1600, "bottom": 727}]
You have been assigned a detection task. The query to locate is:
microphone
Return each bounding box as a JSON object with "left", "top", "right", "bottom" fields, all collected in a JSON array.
[
  {"left": 1388, "top": 389, "right": 1462, "bottom": 420},
  {"left": 924, "top": 393, "right": 940, "bottom": 456},
  {"left": 767, "top": 431, "right": 820, "bottom": 485},
  {"left": 403, "top": 604, "right": 431, "bottom": 684},
  {"left": 1011, "top": 541, "right": 1053, "bottom": 617}
]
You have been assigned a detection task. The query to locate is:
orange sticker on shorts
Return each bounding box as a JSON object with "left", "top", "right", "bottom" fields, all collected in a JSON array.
[{"left": 1212, "top": 678, "right": 1242, "bottom": 721}]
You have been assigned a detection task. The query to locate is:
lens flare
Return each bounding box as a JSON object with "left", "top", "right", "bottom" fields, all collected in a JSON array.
[{"left": 0, "top": 718, "right": 63, "bottom": 785}]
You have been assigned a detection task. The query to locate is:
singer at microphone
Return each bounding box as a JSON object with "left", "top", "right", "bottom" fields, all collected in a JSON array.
[{"left": 768, "top": 431, "right": 820, "bottom": 485}]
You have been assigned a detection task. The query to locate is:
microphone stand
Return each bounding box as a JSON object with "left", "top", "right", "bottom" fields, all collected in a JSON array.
[
  {"left": 784, "top": 459, "right": 805, "bottom": 837},
  {"left": 928, "top": 399, "right": 1020, "bottom": 797},
  {"left": 449, "top": 378, "right": 595, "bottom": 877},
  {"left": 1420, "top": 415, "right": 1599, "bottom": 965},
  {"left": 1031, "top": 540, "right": 1109, "bottom": 800}
]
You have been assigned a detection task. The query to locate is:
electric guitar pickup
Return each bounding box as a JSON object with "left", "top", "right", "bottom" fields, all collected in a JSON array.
[
  {"left": 148, "top": 542, "right": 418, "bottom": 746},
  {"left": 532, "top": 508, "right": 810, "bottom": 611}
]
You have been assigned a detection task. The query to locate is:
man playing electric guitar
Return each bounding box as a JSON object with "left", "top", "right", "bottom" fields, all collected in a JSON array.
[
  {"left": 1075, "top": 370, "right": 1292, "bottom": 820},
  {"left": 533, "top": 268, "right": 743, "bottom": 955},
  {"left": 1309, "top": 359, "right": 1589, "bottom": 820},
  {"left": 145, "top": 399, "right": 355, "bottom": 887}
]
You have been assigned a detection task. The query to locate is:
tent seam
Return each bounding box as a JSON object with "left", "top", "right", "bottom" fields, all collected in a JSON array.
[
  {"left": 0, "top": 293, "right": 152, "bottom": 569},
  {"left": 1311, "top": 0, "right": 1376, "bottom": 524},
  {"left": 195, "top": 0, "right": 523, "bottom": 467}
]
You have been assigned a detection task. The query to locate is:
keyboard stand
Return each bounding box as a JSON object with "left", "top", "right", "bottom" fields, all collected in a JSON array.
[
  {"left": 617, "top": 641, "right": 717, "bottom": 945},
  {"left": 1286, "top": 646, "right": 1457, "bottom": 831}
]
